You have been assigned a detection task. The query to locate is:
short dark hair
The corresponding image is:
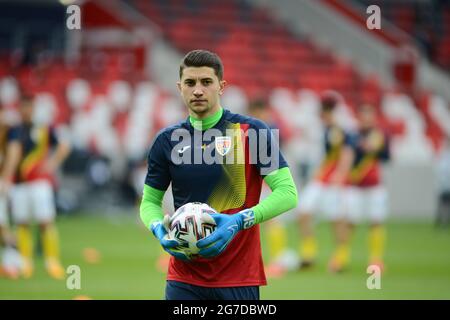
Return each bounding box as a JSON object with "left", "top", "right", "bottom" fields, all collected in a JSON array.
[
  {"left": 248, "top": 97, "right": 267, "bottom": 112},
  {"left": 20, "top": 93, "right": 34, "bottom": 105},
  {"left": 320, "top": 91, "right": 339, "bottom": 112},
  {"left": 179, "top": 49, "right": 224, "bottom": 80}
]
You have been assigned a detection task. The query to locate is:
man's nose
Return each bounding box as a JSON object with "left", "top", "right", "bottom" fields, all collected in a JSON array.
[{"left": 193, "top": 88, "right": 203, "bottom": 97}]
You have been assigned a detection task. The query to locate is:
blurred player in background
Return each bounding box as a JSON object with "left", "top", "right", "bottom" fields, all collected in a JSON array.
[
  {"left": 140, "top": 50, "right": 298, "bottom": 300},
  {"left": 297, "top": 92, "right": 354, "bottom": 272},
  {"left": 345, "top": 104, "right": 390, "bottom": 271},
  {"left": 9, "top": 94, "right": 71, "bottom": 279},
  {"left": 247, "top": 98, "right": 299, "bottom": 278},
  {"left": 0, "top": 104, "right": 22, "bottom": 278},
  {"left": 248, "top": 100, "right": 286, "bottom": 259},
  {"left": 435, "top": 136, "right": 450, "bottom": 227}
]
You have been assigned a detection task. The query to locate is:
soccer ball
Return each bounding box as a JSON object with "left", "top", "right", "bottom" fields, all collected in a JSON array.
[
  {"left": 1, "top": 247, "right": 23, "bottom": 278},
  {"left": 166, "top": 202, "right": 217, "bottom": 257},
  {"left": 276, "top": 249, "right": 301, "bottom": 271}
]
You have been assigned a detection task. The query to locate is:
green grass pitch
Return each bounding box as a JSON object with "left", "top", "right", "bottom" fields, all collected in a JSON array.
[{"left": 1, "top": 212, "right": 449, "bottom": 299}]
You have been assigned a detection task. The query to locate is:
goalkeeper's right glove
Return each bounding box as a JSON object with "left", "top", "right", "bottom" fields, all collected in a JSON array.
[
  {"left": 150, "top": 220, "right": 190, "bottom": 261},
  {"left": 196, "top": 209, "right": 256, "bottom": 258}
]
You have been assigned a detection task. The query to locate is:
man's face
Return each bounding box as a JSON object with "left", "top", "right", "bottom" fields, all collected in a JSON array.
[
  {"left": 320, "top": 109, "right": 334, "bottom": 125},
  {"left": 20, "top": 100, "right": 34, "bottom": 123},
  {"left": 177, "top": 66, "right": 225, "bottom": 118},
  {"left": 358, "top": 106, "right": 376, "bottom": 129}
]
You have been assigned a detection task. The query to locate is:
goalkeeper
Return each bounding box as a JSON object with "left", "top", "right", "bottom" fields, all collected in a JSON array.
[{"left": 140, "top": 50, "right": 298, "bottom": 300}]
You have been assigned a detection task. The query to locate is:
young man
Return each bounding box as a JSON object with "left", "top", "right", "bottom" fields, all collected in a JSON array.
[
  {"left": 247, "top": 98, "right": 298, "bottom": 278},
  {"left": 297, "top": 92, "right": 355, "bottom": 272},
  {"left": 345, "top": 104, "right": 390, "bottom": 271},
  {"left": 0, "top": 105, "right": 22, "bottom": 278},
  {"left": 140, "top": 50, "right": 298, "bottom": 300},
  {"left": 9, "top": 94, "right": 71, "bottom": 279}
]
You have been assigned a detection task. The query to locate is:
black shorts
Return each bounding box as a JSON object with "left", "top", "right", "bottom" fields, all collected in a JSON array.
[{"left": 165, "top": 280, "right": 260, "bottom": 300}]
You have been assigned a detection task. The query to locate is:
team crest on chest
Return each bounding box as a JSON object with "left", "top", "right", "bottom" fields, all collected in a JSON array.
[{"left": 215, "top": 136, "right": 232, "bottom": 156}]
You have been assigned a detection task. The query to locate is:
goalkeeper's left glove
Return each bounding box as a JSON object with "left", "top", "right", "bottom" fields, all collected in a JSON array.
[
  {"left": 196, "top": 209, "right": 256, "bottom": 258},
  {"left": 151, "top": 220, "right": 190, "bottom": 261}
]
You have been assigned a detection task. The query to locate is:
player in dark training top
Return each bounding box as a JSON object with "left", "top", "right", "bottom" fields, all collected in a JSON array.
[
  {"left": 344, "top": 104, "right": 390, "bottom": 271},
  {"left": 140, "top": 50, "right": 298, "bottom": 300}
]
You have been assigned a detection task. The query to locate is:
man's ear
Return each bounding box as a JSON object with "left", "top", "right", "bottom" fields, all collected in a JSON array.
[
  {"left": 177, "top": 81, "right": 181, "bottom": 92},
  {"left": 219, "top": 80, "right": 227, "bottom": 95}
]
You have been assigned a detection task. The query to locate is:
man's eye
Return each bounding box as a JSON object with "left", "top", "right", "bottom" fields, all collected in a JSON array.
[
  {"left": 202, "top": 80, "right": 212, "bottom": 86},
  {"left": 185, "top": 81, "right": 195, "bottom": 86}
]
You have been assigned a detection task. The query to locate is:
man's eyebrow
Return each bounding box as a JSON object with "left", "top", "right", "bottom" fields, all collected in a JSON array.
[{"left": 183, "top": 77, "right": 214, "bottom": 82}]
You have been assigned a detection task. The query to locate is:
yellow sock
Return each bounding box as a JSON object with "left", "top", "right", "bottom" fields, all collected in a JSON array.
[
  {"left": 17, "top": 225, "right": 33, "bottom": 261},
  {"left": 267, "top": 222, "right": 287, "bottom": 261},
  {"left": 18, "top": 225, "right": 34, "bottom": 278},
  {"left": 333, "top": 244, "right": 350, "bottom": 267},
  {"left": 42, "top": 225, "right": 61, "bottom": 262},
  {"left": 369, "top": 225, "right": 386, "bottom": 262},
  {"left": 300, "top": 236, "right": 317, "bottom": 262}
]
